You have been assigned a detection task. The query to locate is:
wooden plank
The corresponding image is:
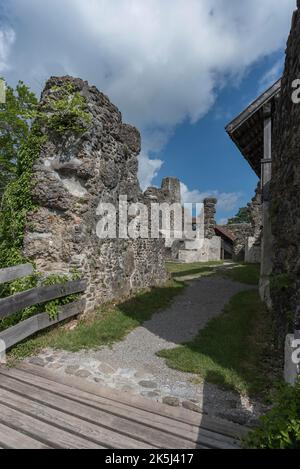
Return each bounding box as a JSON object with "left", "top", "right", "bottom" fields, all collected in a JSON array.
[
  {"left": 0, "top": 299, "right": 86, "bottom": 349},
  {"left": 0, "top": 374, "right": 217, "bottom": 449},
  {"left": 4, "top": 366, "right": 205, "bottom": 443},
  {"left": 0, "top": 403, "right": 103, "bottom": 449},
  {"left": 0, "top": 422, "right": 50, "bottom": 449},
  {"left": 13, "top": 364, "right": 247, "bottom": 440},
  {"left": 0, "top": 387, "right": 154, "bottom": 449},
  {"left": 226, "top": 78, "right": 281, "bottom": 134},
  {"left": 1, "top": 367, "right": 239, "bottom": 448},
  {"left": 0, "top": 264, "right": 34, "bottom": 285},
  {"left": 0, "top": 279, "right": 87, "bottom": 319}
]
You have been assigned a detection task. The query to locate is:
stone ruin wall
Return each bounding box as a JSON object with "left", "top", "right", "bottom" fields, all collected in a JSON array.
[
  {"left": 144, "top": 178, "right": 184, "bottom": 261},
  {"left": 226, "top": 223, "right": 254, "bottom": 262},
  {"left": 204, "top": 198, "right": 217, "bottom": 239},
  {"left": 271, "top": 2, "right": 300, "bottom": 340},
  {"left": 23, "top": 76, "right": 169, "bottom": 313},
  {"left": 244, "top": 183, "right": 263, "bottom": 264},
  {"left": 248, "top": 183, "right": 263, "bottom": 244},
  {"left": 222, "top": 185, "right": 262, "bottom": 263}
]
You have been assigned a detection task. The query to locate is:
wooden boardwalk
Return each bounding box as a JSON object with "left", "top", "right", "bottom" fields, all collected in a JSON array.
[{"left": 0, "top": 363, "right": 247, "bottom": 449}]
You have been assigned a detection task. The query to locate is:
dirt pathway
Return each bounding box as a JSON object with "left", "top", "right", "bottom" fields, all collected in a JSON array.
[{"left": 26, "top": 276, "right": 267, "bottom": 425}]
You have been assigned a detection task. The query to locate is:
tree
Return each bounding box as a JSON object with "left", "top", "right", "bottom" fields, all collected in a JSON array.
[
  {"left": 0, "top": 80, "right": 38, "bottom": 198},
  {"left": 228, "top": 207, "right": 252, "bottom": 225}
]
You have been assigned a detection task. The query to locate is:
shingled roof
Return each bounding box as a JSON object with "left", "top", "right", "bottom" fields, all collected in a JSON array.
[
  {"left": 215, "top": 225, "right": 236, "bottom": 243},
  {"left": 225, "top": 79, "right": 281, "bottom": 177}
]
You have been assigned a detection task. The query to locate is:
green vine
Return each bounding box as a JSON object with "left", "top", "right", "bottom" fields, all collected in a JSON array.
[
  {"left": 38, "top": 82, "right": 91, "bottom": 137},
  {"left": 0, "top": 81, "right": 90, "bottom": 325}
]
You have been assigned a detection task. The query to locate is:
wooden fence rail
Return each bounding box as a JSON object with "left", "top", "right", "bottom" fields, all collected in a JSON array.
[
  {"left": 0, "top": 264, "right": 34, "bottom": 285},
  {"left": 0, "top": 264, "right": 87, "bottom": 349}
]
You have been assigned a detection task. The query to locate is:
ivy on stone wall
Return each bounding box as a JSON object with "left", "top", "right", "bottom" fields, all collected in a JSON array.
[{"left": 0, "top": 80, "right": 91, "bottom": 326}]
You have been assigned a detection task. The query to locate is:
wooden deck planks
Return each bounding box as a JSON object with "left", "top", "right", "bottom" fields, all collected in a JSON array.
[
  {"left": 0, "top": 422, "right": 50, "bottom": 449},
  {"left": 1, "top": 367, "right": 239, "bottom": 449},
  {"left": 17, "top": 363, "right": 248, "bottom": 439},
  {"left": 0, "top": 364, "right": 246, "bottom": 449}
]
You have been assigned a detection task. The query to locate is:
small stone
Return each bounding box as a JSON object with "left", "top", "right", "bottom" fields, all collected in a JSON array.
[
  {"left": 65, "top": 365, "right": 80, "bottom": 375},
  {"left": 75, "top": 369, "right": 92, "bottom": 379},
  {"left": 29, "top": 357, "right": 45, "bottom": 367},
  {"left": 162, "top": 396, "right": 180, "bottom": 407},
  {"left": 145, "top": 391, "right": 160, "bottom": 399},
  {"left": 48, "top": 363, "right": 63, "bottom": 370},
  {"left": 121, "top": 385, "right": 136, "bottom": 393},
  {"left": 45, "top": 356, "right": 55, "bottom": 363},
  {"left": 138, "top": 380, "right": 157, "bottom": 389},
  {"left": 93, "top": 377, "right": 105, "bottom": 384},
  {"left": 98, "top": 363, "right": 115, "bottom": 375},
  {"left": 182, "top": 400, "right": 202, "bottom": 413}
]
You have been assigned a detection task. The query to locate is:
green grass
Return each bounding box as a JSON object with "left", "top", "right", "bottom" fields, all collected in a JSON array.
[
  {"left": 7, "top": 279, "right": 185, "bottom": 365},
  {"left": 158, "top": 289, "right": 278, "bottom": 397},
  {"left": 166, "top": 261, "right": 224, "bottom": 279},
  {"left": 222, "top": 263, "right": 260, "bottom": 286}
]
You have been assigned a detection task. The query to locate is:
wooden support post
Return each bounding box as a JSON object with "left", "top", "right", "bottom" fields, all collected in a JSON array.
[{"left": 259, "top": 102, "right": 273, "bottom": 307}]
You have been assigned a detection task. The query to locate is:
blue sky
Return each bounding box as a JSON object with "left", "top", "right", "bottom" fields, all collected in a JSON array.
[
  {"left": 0, "top": 0, "right": 296, "bottom": 223},
  {"left": 155, "top": 51, "right": 285, "bottom": 223}
]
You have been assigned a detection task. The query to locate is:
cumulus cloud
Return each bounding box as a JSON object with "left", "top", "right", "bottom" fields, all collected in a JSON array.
[
  {"left": 180, "top": 183, "right": 243, "bottom": 213},
  {"left": 1, "top": 0, "right": 295, "bottom": 186},
  {"left": 138, "top": 153, "right": 163, "bottom": 191},
  {"left": 0, "top": 28, "right": 15, "bottom": 73}
]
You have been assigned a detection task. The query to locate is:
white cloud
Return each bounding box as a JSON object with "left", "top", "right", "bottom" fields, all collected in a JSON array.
[
  {"left": 0, "top": 28, "right": 15, "bottom": 73},
  {"left": 1, "top": 0, "right": 296, "bottom": 186},
  {"left": 180, "top": 183, "right": 243, "bottom": 212},
  {"left": 138, "top": 153, "right": 163, "bottom": 191}
]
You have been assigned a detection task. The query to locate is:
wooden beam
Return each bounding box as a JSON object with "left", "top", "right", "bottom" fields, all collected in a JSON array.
[
  {"left": 226, "top": 79, "right": 281, "bottom": 134},
  {"left": 261, "top": 102, "right": 272, "bottom": 201},
  {"left": 0, "top": 299, "right": 86, "bottom": 349},
  {"left": 0, "top": 280, "right": 87, "bottom": 320},
  {"left": 0, "top": 264, "right": 34, "bottom": 285}
]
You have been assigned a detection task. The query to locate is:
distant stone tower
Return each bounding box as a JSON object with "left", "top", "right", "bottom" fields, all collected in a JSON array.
[
  {"left": 204, "top": 198, "right": 217, "bottom": 239},
  {"left": 161, "top": 178, "right": 181, "bottom": 204}
]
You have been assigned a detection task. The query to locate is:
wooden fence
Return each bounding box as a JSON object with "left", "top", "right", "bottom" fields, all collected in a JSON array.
[{"left": 0, "top": 264, "right": 87, "bottom": 349}]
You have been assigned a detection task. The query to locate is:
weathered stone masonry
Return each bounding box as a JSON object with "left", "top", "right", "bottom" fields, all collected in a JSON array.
[
  {"left": 271, "top": 3, "right": 300, "bottom": 338},
  {"left": 23, "top": 76, "right": 169, "bottom": 312}
]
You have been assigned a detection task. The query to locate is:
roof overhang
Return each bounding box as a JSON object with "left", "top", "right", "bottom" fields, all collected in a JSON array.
[{"left": 225, "top": 79, "right": 281, "bottom": 177}]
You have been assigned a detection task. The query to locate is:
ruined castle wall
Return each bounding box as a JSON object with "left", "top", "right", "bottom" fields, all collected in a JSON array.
[
  {"left": 271, "top": 4, "right": 300, "bottom": 339},
  {"left": 226, "top": 224, "right": 254, "bottom": 262},
  {"left": 204, "top": 198, "right": 217, "bottom": 239},
  {"left": 23, "top": 76, "right": 168, "bottom": 312}
]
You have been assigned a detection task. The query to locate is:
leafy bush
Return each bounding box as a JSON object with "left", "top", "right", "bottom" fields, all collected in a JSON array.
[{"left": 245, "top": 382, "right": 300, "bottom": 449}]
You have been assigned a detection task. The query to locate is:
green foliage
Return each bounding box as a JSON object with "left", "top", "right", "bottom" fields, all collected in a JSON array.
[
  {"left": 245, "top": 383, "right": 300, "bottom": 449},
  {"left": 0, "top": 273, "right": 81, "bottom": 332},
  {"left": 0, "top": 80, "right": 91, "bottom": 270},
  {"left": 0, "top": 80, "right": 90, "bottom": 328},
  {"left": 0, "top": 132, "right": 46, "bottom": 268},
  {"left": 42, "top": 274, "right": 80, "bottom": 321},
  {"left": 222, "top": 263, "right": 260, "bottom": 286},
  {"left": 38, "top": 82, "right": 91, "bottom": 137},
  {"left": 228, "top": 207, "right": 252, "bottom": 225},
  {"left": 158, "top": 290, "right": 277, "bottom": 396},
  {"left": 0, "top": 80, "right": 38, "bottom": 198}
]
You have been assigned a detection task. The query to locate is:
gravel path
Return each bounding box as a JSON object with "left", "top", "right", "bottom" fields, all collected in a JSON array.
[{"left": 27, "top": 276, "right": 268, "bottom": 425}]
